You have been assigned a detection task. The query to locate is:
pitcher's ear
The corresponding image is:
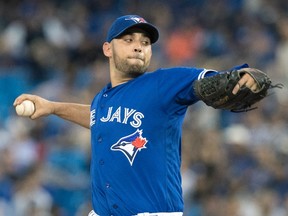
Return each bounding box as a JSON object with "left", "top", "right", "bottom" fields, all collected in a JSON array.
[{"left": 103, "top": 42, "right": 112, "bottom": 57}]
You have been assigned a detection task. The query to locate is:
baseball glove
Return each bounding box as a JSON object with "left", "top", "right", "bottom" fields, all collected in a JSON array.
[{"left": 193, "top": 68, "right": 282, "bottom": 112}]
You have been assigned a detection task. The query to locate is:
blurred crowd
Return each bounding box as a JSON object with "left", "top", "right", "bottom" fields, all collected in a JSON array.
[{"left": 0, "top": 0, "right": 288, "bottom": 215}]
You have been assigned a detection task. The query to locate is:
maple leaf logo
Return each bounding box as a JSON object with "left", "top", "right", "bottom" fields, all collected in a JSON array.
[{"left": 132, "top": 137, "right": 147, "bottom": 149}]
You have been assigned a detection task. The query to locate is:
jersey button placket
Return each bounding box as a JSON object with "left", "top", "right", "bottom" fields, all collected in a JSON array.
[
  {"left": 105, "top": 183, "right": 118, "bottom": 215},
  {"left": 102, "top": 91, "right": 117, "bottom": 215},
  {"left": 100, "top": 93, "right": 108, "bottom": 109}
]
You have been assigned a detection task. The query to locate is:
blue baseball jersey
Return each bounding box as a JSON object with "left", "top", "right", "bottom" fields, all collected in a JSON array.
[{"left": 89, "top": 67, "right": 215, "bottom": 215}]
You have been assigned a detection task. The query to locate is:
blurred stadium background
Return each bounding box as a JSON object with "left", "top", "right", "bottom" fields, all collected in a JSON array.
[{"left": 1, "top": 0, "right": 288, "bottom": 215}]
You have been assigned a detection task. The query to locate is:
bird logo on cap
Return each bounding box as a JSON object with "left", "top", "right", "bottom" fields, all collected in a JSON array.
[{"left": 125, "top": 16, "right": 147, "bottom": 24}]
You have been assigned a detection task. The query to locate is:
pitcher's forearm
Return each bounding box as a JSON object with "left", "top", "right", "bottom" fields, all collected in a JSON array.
[
  {"left": 14, "top": 94, "right": 91, "bottom": 128},
  {"left": 52, "top": 102, "right": 91, "bottom": 129}
]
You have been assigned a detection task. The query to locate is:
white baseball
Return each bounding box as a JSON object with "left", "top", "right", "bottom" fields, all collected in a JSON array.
[{"left": 15, "top": 100, "right": 35, "bottom": 117}]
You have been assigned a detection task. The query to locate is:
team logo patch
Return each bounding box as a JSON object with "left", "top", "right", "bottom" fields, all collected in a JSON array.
[
  {"left": 125, "top": 16, "right": 147, "bottom": 24},
  {"left": 111, "top": 129, "right": 148, "bottom": 165}
]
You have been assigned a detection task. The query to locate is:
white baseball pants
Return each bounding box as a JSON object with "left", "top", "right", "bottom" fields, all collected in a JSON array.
[{"left": 88, "top": 210, "right": 183, "bottom": 216}]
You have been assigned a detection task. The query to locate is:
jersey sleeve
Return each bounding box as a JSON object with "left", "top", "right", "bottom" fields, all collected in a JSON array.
[
  {"left": 155, "top": 64, "right": 249, "bottom": 114},
  {"left": 156, "top": 67, "right": 217, "bottom": 114}
]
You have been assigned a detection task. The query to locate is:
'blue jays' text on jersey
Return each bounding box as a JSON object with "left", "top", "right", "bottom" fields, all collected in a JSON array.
[{"left": 89, "top": 67, "right": 216, "bottom": 215}]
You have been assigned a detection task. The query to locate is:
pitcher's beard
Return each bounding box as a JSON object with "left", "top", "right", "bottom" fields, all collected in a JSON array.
[{"left": 114, "top": 56, "right": 149, "bottom": 78}]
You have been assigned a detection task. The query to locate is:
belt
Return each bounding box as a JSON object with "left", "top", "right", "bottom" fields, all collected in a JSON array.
[
  {"left": 88, "top": 210, "right": 183, "bottom": 216},
  {"left": 136, "top": 212, "right": 183, "bottom": 216}
]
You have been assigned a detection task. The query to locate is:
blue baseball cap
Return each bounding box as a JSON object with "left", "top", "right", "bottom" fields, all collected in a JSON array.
[{"left": 106, "top": 15, "right": 159, "bottom": 44}]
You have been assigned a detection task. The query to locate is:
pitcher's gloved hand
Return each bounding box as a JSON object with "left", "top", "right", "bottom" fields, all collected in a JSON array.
[{"left": 193, "top": 68, "right": 283, "bottom": 112}]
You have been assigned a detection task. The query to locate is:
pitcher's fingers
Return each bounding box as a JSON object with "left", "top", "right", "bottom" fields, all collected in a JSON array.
[
  {"left": 250, "top": 83, "right": 259, "bottom": 92},
  {"left": 242, "top": 77, "right": 260, "bottom": 91},
  {"left": 13, "top": 94, "right": 35, "bottom": 106},
  {"left": 232, "top": 83, "right": 241, "bottom": 95}
]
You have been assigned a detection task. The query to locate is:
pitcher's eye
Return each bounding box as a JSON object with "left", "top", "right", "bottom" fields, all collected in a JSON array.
[{"left": 142, "top": 40, "right": 151, "bottom": 46}]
